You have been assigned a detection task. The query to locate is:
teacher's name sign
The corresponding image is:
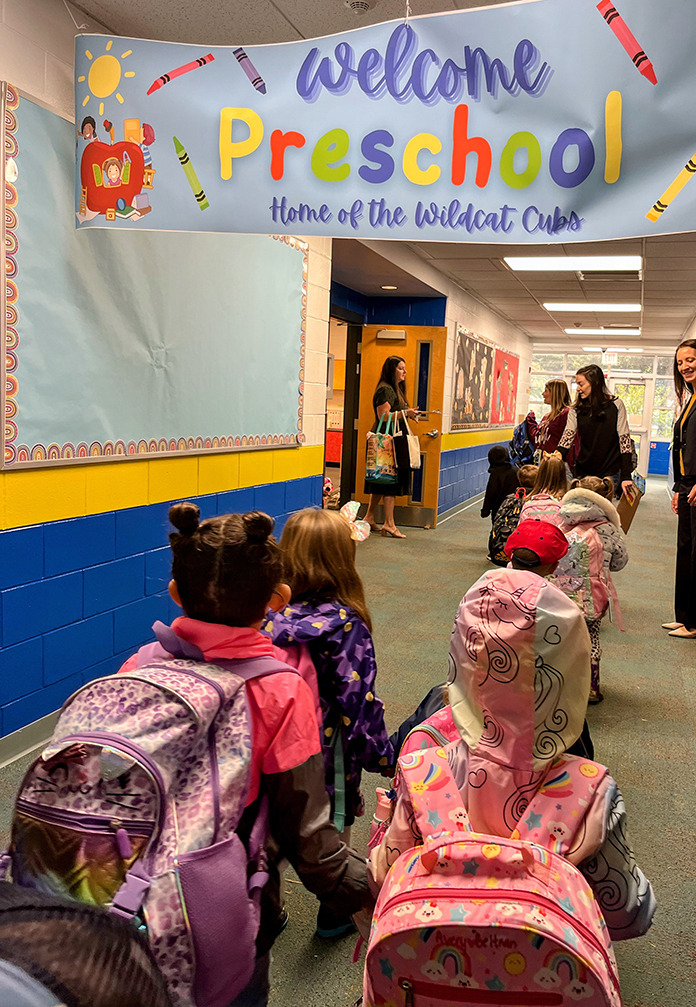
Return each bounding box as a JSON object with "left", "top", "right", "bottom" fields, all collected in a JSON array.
[{"left": 75, "top": 0, "right": 696, "bottom": 242}]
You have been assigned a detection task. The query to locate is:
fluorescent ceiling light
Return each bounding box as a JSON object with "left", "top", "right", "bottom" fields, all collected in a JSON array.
[
  {"left": 581, "top": 346, "right": 604, "bottom": 352},
  {"left": 505, "top": 256, "right": 642, "bottom": 271},
  {"left": 627, "top": 347, "right": 643, "bottom": 352},
  {"left": 606, "top": 346, "right": 643, "bottom": 353},
  {"left": 563, "top": 328, "right": 641, "bottom": 336},
  {"left": 544, "top": 303, "right": 641, "bottom": 312},
  {"left": 381, "top": 284, "right": 398, "bottom": 290}
]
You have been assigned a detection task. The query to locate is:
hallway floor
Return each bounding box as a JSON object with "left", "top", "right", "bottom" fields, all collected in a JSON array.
[{"left": 269, "top": 477, "right": 696, "bottom": 1007}]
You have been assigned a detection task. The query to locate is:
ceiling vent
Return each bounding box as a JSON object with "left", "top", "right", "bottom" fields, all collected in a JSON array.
[
  {"left": 345, "top": 0, "right": 374, "bottom": 12},
  {"left": 577, "top": 270, "right": 641, "bottom": 282}
]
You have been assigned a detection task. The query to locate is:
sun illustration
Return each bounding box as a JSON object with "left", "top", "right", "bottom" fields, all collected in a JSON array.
[{"left": 79, "top": 40, "right": 136, "bottom": 117}]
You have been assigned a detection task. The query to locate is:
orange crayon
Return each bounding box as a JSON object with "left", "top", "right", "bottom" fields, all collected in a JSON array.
[{"left": 147, "top": 53, "right": 215, "bottom": 95}]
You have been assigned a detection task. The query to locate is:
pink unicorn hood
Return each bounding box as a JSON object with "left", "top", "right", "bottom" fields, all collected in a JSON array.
[{"left": 447, "top": 568, "right": 591, "bottom": 835}]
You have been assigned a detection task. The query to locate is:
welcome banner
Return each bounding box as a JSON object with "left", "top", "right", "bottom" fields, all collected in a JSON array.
[{"left": 74, "top": 0, "right": 696, "bottom": 242}]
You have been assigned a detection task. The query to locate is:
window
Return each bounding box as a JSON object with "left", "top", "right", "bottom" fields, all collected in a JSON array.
[
  {"left": 566, "top": 353, "right": 602, "bottom": 372},
  {"left": 531, "top": 353, "right": 564, "bottom": 373},
  {"left": 651, "top": 377, "right": 677, "bottom": 440},
  {"left": 657, "top": 356, "right": 673, "bottom": 376},
  {"left": 613, "top": 354, "right": 653, "bottom": 374}
]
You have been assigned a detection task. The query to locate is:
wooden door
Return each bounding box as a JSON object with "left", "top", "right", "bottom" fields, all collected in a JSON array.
[{"left": 356, "top": 325, "right": 447, "bottom": 528}]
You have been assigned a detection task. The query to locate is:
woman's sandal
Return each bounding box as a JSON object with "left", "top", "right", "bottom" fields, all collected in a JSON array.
[
  {"left": 366, "top": 521, "right": 381, "bottom": 534},
  {"left": 381, "top": 528, "right": 406, "bottom": 539},
  {"left": 662, "top": 621, "right": 684, "bottom": 630},
  {"left": 668, "top": 625, "right": 696, "bottom": 638}
]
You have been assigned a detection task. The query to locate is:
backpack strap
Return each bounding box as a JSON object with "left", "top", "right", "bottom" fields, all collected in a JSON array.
[
  {"left": 399, "top": 746, "right": 470, "bottom": 843},
  {"left": 513, "top": 755, "right": 608, "bottom": 856}
]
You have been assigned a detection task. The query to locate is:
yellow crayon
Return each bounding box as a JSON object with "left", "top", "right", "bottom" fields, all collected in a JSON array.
[
  {"left": 604, "top": 90, "right": 622, "bottom": 184},
  {"left": 647, "top": 151, "right": 696, "bottom": 221}
]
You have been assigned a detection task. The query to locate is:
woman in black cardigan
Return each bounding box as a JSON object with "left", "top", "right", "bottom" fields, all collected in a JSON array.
[{"left": 665, "top": 339, "right": 696, "bottom": 638}]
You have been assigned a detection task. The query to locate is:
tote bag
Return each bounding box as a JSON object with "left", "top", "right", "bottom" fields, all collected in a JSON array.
[{"left": 365, "top": 412, "right": 398, "bottom": 485}]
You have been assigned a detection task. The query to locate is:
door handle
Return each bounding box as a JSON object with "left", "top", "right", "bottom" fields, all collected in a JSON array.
[{"left": 425, "top": 429, "right": 440, "bottom": 439}]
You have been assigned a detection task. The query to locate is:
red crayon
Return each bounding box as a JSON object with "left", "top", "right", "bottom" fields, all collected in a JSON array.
[
  {"left": 147, "top": 53, "right": 215, "bottom": 95},
  {"left": 597, "top": 1, "right": 657, "bottom": 84}
]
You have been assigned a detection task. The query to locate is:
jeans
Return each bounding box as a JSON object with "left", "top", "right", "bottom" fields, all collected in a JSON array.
[{"left": 229, "top": 954, "right": 270, "bottom": 1007}]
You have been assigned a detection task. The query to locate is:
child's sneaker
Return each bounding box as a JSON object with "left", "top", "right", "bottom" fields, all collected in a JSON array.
[{"left": 316, "top": 904, "right": 356, "bottom": 939}]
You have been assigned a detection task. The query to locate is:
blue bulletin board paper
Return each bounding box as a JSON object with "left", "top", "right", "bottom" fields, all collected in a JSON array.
[
  {"left": 74, "top": 0, "right": 696, "bottom": 243},
  {"left": 5, "top": 90, "right": 306, "bottom": 466}
]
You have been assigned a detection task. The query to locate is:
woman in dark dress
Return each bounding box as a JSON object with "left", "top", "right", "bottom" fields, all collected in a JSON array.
[
  {"left": 364, "top": 356, "right": 420, "bottom": 539},
  {"left": 665, "top": 339, "right": 696, "bottom": 638},
  {"left": 557, "top": 364, "right": 633, "bottom": 499}
]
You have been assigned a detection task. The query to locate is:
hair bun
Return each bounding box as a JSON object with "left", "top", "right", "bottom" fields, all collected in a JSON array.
[
  {"left": 242, "top": 510, "right": 275, "bottom": 543},
  {"left": 169, "top": 502, "right": 200, "bottom": 535}
]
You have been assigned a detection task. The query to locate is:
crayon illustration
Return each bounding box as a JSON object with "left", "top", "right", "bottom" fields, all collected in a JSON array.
[
  {"left": 596, "top": 1, "right": 657, "bottom": 84},
  {"left": 646, "top": 151, "right": 696, "bottom": 222},
  {"left": 147, "top": 53, "right": 215, "bottom": 95},
  {"left": 173, "top": 136, "right": 209, "bottom": 211},
  {"left": 233, "top": 47, "right": 267, "bottom": 94},
  {"left": 604, "top": 90, "right": 622, "bottom": 184}
]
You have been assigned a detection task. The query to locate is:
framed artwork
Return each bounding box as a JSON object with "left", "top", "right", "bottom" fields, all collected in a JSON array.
[
  {"left": 490, "top": 349, "right": 520, "bottom": 425},
  {"left": 450, "top": 329, "right": 494, "bottom": 429}
]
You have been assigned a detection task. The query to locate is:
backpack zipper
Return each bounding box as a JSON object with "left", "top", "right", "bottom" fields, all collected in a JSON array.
[
  {"left": 53, "top": 733, "right": 168, "bottom": 861},
  {"left": 402, "top": 723, "right": 450, "bottom": 749},
  {"left": 379, "top": 888, "right": 619, "bottom": 995},
  {"left": 15, "top": 799, "right": 155, "bottom": 836},
  {"left": 397, "top": 976, "right": 565, "bottom": 1005}
]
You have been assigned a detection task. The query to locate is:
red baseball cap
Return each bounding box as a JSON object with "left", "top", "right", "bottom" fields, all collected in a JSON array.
[{"left": 504, "top": 519, "right": 569, "bottom": 567}]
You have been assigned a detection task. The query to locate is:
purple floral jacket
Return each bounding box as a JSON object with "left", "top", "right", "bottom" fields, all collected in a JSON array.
[{"left": 265, "top": 600, "right": 393, "bottom": 816}]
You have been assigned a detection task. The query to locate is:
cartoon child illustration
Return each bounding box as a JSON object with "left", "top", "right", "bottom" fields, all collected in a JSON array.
[
  {"left": 102, "top": 157, "right": 123, "bottom": 187},
  {"left": 479, "top": 355, "right": 489, "bottom": 411},
  {"left": 79, "top": 116, "right": 97, "bottom": 142}
]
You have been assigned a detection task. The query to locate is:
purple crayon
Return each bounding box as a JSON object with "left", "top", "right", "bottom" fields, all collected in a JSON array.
[{"left": 233, "top": 47, "right": 266, "bottom": 94}]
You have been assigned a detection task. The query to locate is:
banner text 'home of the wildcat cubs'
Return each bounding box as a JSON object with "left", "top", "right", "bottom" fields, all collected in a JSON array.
[{"left": 75, "top": 0, "right": 696, "bottom": 242}]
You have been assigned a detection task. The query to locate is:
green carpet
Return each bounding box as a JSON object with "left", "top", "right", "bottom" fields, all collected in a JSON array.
[{"left": 269, "top": 477, "right": 696, "bottom": 1007}]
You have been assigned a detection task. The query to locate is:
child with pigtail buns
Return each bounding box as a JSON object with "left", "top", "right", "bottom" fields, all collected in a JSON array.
[{"left": 118, "top": 503, "right": 370, "bottom": 1006}]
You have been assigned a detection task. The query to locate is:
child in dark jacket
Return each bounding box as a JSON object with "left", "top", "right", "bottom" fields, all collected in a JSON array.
[
  {"left": 488, "top": 462, "right": 538, "bottom": 564},
  {"left": 481, "top": 445, "right": 519, "bottom": 521}
]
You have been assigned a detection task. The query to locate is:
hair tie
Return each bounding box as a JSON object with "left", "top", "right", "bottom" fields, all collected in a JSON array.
[{"left": 339, "top": 501, "right": 370, "bottom": 542}]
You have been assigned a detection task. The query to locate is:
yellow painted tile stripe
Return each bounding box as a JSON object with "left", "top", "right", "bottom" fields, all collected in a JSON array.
[
  {"left": 0, "top": 445, "right": 325, "bottom": 530},
  {"left": 441, "top": 428, "right": 513, "bottom": 452}
]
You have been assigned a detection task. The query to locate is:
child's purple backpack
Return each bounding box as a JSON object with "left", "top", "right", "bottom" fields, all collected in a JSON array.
[{"left": 2, "top": 622, "right": 290, "bottom": 1007}]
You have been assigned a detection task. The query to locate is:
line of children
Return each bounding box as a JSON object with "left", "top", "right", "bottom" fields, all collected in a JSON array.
[{"left": 5, "top": 496, "right": 643, "bottom": 1007}]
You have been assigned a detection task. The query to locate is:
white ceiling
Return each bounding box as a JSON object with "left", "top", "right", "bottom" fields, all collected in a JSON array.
[
  {"left": 73, "top": 0, "right": 696, "bottom": 348},
  {"left": 72, "top": 0, "right": 507, "bottom": 45}
]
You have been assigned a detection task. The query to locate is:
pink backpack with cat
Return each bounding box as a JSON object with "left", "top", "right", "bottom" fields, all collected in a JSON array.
[{"left": 364, "top": 746, "right": 621, "bottom": 1006}]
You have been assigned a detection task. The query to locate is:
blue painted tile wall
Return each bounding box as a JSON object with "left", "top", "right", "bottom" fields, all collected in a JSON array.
[
  {"left": 0, "top": 474, "right": 322, "bottom": 738},
  {"left": 437, "top": 443, "right": 506, "bottom": 516}
]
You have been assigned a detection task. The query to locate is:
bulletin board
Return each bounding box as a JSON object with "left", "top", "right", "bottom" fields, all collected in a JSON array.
[{"left": 1, "top": 84, "right": 307, "bottom": 467}]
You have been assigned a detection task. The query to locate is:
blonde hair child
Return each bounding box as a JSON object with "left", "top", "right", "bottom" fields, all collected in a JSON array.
[
  {"left": 519, "top": 455, "right": 568, "bottom": 527},
  {"left": 265, "top": 507, "right": 392, "bottom": 938}
]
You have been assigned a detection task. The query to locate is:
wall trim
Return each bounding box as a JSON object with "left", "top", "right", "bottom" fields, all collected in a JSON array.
[
  {"left": 441, "top": 428, "right": 513, "bottom": 452},
  {"left": 0, "top": 711, "right": 58, "bottom": 769},
  {"left": 437, "top": 492, "right": 485, "bottom": 525}
]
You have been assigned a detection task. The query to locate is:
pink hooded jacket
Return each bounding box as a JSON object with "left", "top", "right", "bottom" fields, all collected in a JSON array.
[{"left": 370, "top": 568, "right": 655, "bottom": 941}]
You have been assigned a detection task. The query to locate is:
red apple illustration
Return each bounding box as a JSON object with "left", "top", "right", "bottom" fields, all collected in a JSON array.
[{"left": 80, "top": 140, "right": 145, "bottom": 214}]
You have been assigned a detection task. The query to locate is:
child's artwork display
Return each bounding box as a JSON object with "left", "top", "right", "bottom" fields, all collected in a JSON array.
[
  {"left": 490, "top": 349, "right": 520, "bottom": 425},
  {"left": 450, "top": 330, "right": 494, "bottom": 430},
  {"left": 3, "top": 86, "right": 307, "bottom": 466}
]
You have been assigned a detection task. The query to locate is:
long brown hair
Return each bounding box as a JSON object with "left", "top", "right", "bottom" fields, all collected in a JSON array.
[
  {"left": 280, "top": 508, "right": 372, "bottom": 631},
  {"left": 531, "top": 455, "right": 568, "bottom": 499},
  {"left": 377, "top": 355, "right": 408, "bottom": 409},
  {"left": 544, "top": 379, "right": 571, "bottom": 421},
  {"left": 674, "top": 339, "right": 696, "bottom": 406},
  {"left": 574, "top": 364, "right": 611, "bottom": 416}
]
